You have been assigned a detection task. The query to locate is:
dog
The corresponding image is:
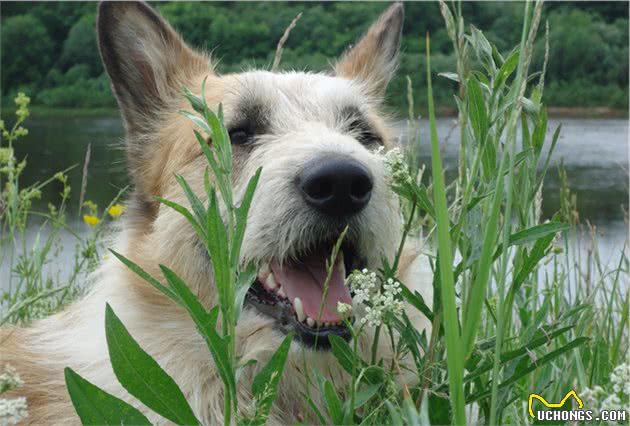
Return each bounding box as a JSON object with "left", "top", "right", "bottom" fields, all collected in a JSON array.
[{"left": 1, "top": 2, "right": 432, "bottom": 424}]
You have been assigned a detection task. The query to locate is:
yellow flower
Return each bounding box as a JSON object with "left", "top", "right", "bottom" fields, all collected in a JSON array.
[
  {"left": 83, "top": 214, "right": 100, "bottom": 226},
  {"left": 107, "top": 204, "right": 125, "bottom": 218}
]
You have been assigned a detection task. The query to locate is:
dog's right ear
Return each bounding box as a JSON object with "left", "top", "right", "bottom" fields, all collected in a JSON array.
[
  {"left": 334, "top": 3, "right": 404, "bottom": 98},
  {"left": 97, "top": 1, "right": 208, "bottom": 134}
]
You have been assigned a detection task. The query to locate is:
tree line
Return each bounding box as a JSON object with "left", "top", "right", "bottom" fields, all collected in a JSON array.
[{"left": 1, "top": 1, "right": 628, "bottom": 114}]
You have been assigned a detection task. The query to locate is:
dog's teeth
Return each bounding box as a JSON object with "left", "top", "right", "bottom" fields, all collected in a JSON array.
[
  {"left": 260, "top": 262, "right": 270, "bottom": 277},
  {"left": 337, "top": 251, "right": 346, "bottom": 276},
  {"left": 306, "top": 317, "right": 315, "bottom": 327},
  {"left": 277, "top": 287, "right": 286, "bottom": 298},
  {"left": 294, "top": 297, "right": 306, "bottom": 322},
  {"left": 266, "top": 273, "right": 278, "bottom": 290}
]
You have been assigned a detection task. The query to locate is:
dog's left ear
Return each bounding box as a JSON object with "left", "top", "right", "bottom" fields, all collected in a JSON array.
[{"left": 335, "top": 2, "right": 404, "bottom": 98}]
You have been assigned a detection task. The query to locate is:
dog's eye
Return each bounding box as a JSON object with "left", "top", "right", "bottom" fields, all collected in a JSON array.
[
  {"left": 348, "top": 118, "right": 382, "bottom": 146},
  {"left": 228, "top": 128, "right": 255, "bottom": 145}
]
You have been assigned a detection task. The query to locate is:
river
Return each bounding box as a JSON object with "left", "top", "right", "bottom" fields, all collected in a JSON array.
[{"left": 1, "top": 112, "right": 628, "bottom": 285}]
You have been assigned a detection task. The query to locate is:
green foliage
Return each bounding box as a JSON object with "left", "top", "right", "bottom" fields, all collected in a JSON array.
[
  {"left": 1, "top": 15, "right": 54, "bottom": 90},
  {"left": 104, "top": 304, "right": 199, "bottom": 425},
  {"left": 64, "top": 367, "right": 151, "bottom": 426},
  {"left": 1, "top": 93, "right": 123, "bottom": 323},
  {"left": 66, "top": 91, "right": 291, "bottom": 426},
  {"left": 1, "top": 2, "right": 627, "bottom": 112}
]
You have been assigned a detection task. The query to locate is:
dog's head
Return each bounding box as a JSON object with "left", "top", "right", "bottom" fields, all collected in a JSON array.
[{"left": 98, "top": 1, "right": 404, "bottom": 348}]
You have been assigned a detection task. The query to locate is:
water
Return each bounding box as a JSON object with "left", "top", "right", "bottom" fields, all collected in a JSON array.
[{"left": 1, "top": 112, "right": 628, "bottom": 285}]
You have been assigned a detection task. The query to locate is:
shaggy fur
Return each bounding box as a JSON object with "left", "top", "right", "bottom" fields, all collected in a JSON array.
[{"left": 0, "top": 2, "right": 432, "bottom": 424}]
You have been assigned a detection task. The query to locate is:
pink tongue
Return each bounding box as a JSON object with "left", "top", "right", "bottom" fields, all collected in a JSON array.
[{"left": 271, "top": 250, "right": 352, "bottom": 323}]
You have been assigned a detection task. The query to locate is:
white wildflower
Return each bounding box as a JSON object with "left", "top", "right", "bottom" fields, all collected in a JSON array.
[
  {"left": 581, "top": 386, "right": 606, "bottom": 415},
  {"left": 336, "top": 302, "right": 352, "bottom": 315},
  {"left": 601, "top": 394, "right": 622, "bottom": 412},
  {"left": 347, "top": 270, "right": 404, "bottom": 327},
  {"left": 0, "top": 366, "right": 22, "bottom": 395},
  {"left": 377, "top": 147, "right": 413, "bottom": 186},
  {"left": 0, "top": 397, "right": 28, "bottom": 426},
  {"left": 347, "top": 269, "right": 378, "bottom": 305},
  {"left": 611, "top": 363, "right": 630, "bottom": 396}
]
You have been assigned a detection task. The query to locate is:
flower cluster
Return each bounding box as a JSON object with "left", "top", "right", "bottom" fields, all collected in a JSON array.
[
  {"left": 0, "top": 148, "right": 13, "bottom": 166},
  {"left": 581, "top": 362, "right": 630, "bottom": 422},
  {"left": 611, "top": 363, "right": 630, "bottom": 396},
  {"left": 82, "top": 200, "right": 100, "bottom": 226},
  {"left": 0, "top": 365, "right": 27, "bottom": 426},
  {"left": 347, "top": 269, "right": 404, "bottom": 327},
  {"left": 14, "top": 93, "right": 30, "bottom": 123},
  {"left": 375, "top": 147, "right": 413, "bottom": 187},
  {"left": 0, "top": 366, "right": 22, "bottom": 395},
  {"left": 82, "top": 200, "right": 126, "bottom": 226},
  {"left": 336, "top": 302, "right": 352, "bottom": 316},
  {"left": 385, "top": 148, "right": 413, "bottom": 186},
  {"left": 581, "top": 385, "right": 606, "bottom": 414},
  {"left": 0, "top": 397, "right": 27, "bottom": 426}
]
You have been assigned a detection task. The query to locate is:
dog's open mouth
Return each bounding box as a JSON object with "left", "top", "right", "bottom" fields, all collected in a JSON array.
[{"left": 245, "top": 240, "right": 364, "bottom": 349}]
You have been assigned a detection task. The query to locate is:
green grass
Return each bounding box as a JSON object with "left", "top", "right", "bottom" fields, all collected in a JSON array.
[{"left": 1, "top": 1, "right": 628, "bottom": 425}]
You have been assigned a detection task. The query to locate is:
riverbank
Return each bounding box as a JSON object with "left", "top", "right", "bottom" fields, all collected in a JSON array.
[{"left": 2, "top": 105, "right": 628, "bottom": 121}]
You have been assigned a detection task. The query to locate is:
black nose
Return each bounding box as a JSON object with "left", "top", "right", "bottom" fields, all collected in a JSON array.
[{"left": 298, "top": 157, "right": 373, "bottom": 217}]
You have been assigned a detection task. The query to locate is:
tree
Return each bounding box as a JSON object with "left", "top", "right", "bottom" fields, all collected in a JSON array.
[{"left": 1, "top": 15, "right": 54, "bottom": 92}]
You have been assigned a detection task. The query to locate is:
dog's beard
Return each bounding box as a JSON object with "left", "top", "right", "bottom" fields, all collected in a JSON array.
[{"left": 235, "top": 146, "right": 401, "bottom": 349}]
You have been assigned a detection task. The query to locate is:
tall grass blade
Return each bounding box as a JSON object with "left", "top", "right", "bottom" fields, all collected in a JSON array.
[{"left": 426, "top": 33, "right": 466, "bottom": 426}]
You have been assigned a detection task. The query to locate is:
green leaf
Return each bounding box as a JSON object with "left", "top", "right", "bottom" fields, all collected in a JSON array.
[
  {"left": 531, "top": 107, "right": 548, "bottom": 154},
  {"left": 438, "top": 72, "right": 460, "bottom": 83},
  {"left": 105, "top": 304, "right": 199, "bottom": 425},
  {"left": 469, "top": 26, "right": 495, "bottom": 72},
  {"left": 401, "top": 396, "right": 423, "bottom": 426},
  {"left": 470, "top": 338, "right": 590, "bottom": 403},
  {"left": 303, "top": 393, "right": 328, "bottom": 425},
  {"left": 494, "top": 49, "right": 519, "bottom": 89},
  {"left": 448, "top": 325, "right": 575, "bottom": 390},
  {"left": 182, "top": 86, "right": 207, "bottom": 115},
  {"left": 65, "top": 367, "right": 151, "bottom": 426},
  {"left": 323, "top": 379, "right": 344, "bottom": 425},
  {"left": 250, "top": 333, "right": 293, "bottom": 421},
  {"left": 385, "top": 401, "right": 404, "bottom": 426},
  {"left": 200, "top": 306, "right": 237, "bottom": 410},
  {"left": 467, "top": 76, "right": 489, "bottom": 145},
  {"left": 157, "top": 266, "right": 236, "bottom": 407},
  {"left": 157, "top": 197, "right": 205, "bottom": 240},
  {"left": 508, "top": 222, "right": 568, "bottom": 246},
  {"left": 328, "top": 334, "right": 359, "bottom": 376},
  {"left": 159, "top": 265, "right": 209, "bottom": 329},
  {"left": 179, "top": 110, "right": 212, "bottom": 135},
  {"left": 205, "top": 190, "right": 230, "bottom": 301},
  {"left": 344, "top": 384, "right": 380, "bottom": 412},
  {"left": 234, "top": 262, "right": 257, "bottom": 322},
  {"left": 110, "top": 250, "right": 178, "bottom": 303},
  {"left": 231, "top": 167, "right": 262, "bottom": 266},
  {"left": 175, "top": 174, "right": 206, "bottom": 224},
  {"left": 401, "top": 283, "right": 434, "bottom": 321},
  {"left": 510, "top": 230, "right": 556, "bottom": 292}
]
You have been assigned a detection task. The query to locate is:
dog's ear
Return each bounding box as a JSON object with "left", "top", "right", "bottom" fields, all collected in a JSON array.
[
  {"left": 97, "top": 1, "right": 208, "bottom": 133},
  {"left": 334, "top": 3, "right": 404, "bottom": 98}
]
